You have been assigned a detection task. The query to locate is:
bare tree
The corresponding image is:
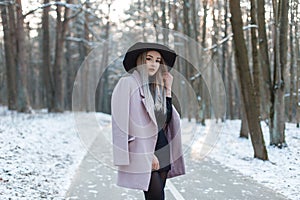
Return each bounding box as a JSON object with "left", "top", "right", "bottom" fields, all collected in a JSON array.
[
  {"left": 250, "top": 0, "right": 260, "bottom": 114},
  {"left": 229, "top": 0, "right": 268, "bottom": 160},
  {"left": 1, "top": 4, "right": 17, "bottom": 110},
  {"left": 288, "top": 0, "right": 297, "bottom": 122},
  {"left": 295, "top": 1, "right": 300, "bottom": 127},
  {"left": 199, "top": 0, "right": 209, "bottom": 125},
  {"left": 160, "top": 0, "right": 168, "bottom": 44},
  {"left": 52, "top": 0, "right": 72, "bottom": 112},
  {"left": 42, "top": 0, "right": 55, "bottom": 112},
  {"left": 1, "top": 2, "right": 20, "bottom": 109},
  {"left": 96, "top": 0, "right": 111, "bottom": 113},
  {"left": 270, "top": 0, "right": 289, "bottom": 147},
  {"left": 257, "top": 0, "right": 272, "bottom": 120},
  {"left": 182, "top": 0, "right": 194, "bottom": 121},
  {"left": 221, "top": 0, "right": 233, "bottom": 121},
  {"left": 190, "top": 0, "right": 201, "bottom": 123},
  {"left": 15, "top": 0, "right": 31, "bottom": 112}
]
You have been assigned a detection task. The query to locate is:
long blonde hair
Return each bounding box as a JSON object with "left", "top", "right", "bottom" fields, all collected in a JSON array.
[{"left": 136, "top": 51, "right": 168, "bottom": 113}]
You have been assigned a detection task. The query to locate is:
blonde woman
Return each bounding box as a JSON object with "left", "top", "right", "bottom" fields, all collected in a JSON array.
[{"left": 111, "top": 42, "right": 185, "bottom": 200}]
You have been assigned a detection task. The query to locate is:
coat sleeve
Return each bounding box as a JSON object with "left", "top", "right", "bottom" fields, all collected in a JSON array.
[{"left": 111, "top": 77, "right": 131, "bottom": 166}]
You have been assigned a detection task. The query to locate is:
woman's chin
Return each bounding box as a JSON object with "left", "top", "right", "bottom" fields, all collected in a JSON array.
[{"left": 148, "top": 72, "right": 156, "bottom": 77}]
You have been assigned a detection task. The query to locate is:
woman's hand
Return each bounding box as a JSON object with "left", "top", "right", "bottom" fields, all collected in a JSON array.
[
  {"left": 163, "top": 72, "right": 173, "bottom": 97},
  {"left": 152, "top": 155, "right": 160, "bottom": 171}
]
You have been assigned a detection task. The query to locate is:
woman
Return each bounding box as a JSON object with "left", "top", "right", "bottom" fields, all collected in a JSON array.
[{"left": 111, "top": 42, "right": 185, "bottom": 200}]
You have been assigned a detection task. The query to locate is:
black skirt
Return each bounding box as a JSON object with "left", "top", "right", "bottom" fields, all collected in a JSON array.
[{"left": 154, "top": 128, "right": 171, "bottom": 172}]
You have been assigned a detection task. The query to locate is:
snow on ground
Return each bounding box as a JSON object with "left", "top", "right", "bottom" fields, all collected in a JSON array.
[
  {"left": 0, "top": 107, "right": 87, "bottom": 199},
  {"left": 0, "top": 106, "right": 299, "bottom": 199},
  {"left": 190, "top": 119, "right": 300, "bottom": 200}
]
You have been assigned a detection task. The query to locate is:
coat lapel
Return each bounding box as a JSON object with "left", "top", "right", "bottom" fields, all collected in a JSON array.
[{"left": 132, "top": 70, "right": 157, "bottom": 126}]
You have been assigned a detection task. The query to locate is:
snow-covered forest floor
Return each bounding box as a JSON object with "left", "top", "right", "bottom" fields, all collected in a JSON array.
[
  {"left": 0, "top": 107, "right": 299, "bottom": 199},
  {"left": 199, "top": 119, "right": 299, "bottom": 200}
]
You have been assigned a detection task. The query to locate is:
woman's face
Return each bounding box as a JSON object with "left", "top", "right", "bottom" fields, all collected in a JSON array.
[{"left": 145, "top": 51, "right": 162, "bottom": 76}]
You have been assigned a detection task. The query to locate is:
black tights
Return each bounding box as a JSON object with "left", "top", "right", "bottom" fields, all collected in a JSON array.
[{"left": 143, "top": 171, "right": 168, "bottom": 200}]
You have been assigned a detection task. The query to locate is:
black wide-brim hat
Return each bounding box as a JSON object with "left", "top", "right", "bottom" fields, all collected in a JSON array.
[{"left": 123, "top": 42, "right": 177, "bottom": 72}]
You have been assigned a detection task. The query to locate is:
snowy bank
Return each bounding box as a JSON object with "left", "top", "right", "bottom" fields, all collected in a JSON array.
[
  {"left": 191, "top": 119, "right": 299, "bottom": 200},
  {"left": 0, "top": 108, "right": 87, "bottom": 199}
]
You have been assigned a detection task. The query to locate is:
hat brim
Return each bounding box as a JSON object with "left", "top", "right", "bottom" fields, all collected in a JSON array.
[{"left": 123, "top": 42, "right": 177, "bottom": 72}]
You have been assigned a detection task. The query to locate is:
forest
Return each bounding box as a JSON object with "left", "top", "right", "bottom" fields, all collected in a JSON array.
[{"left": 0, "top": 0, "right": 299, "bottom": 161}]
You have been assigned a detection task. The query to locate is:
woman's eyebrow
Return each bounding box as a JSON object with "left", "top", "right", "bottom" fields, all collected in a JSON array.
[{"left": 146, "top": 54, "right": 161, "bottom": 60}]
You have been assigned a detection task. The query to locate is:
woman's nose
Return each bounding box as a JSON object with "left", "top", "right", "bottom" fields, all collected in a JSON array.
[
  {"left": 148, "top": 60, "right": 156, "bottom": 65},
  {"left": 152, "top": 63, "right": 159, "bottom": 68}
]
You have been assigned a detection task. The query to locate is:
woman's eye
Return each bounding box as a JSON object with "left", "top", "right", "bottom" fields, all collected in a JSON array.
[
  {"left": 156, "top": 60, "right": 161, "bottom": 63},
  {"left": 146, "top": 58, "right": 152, "bottom": 61}
]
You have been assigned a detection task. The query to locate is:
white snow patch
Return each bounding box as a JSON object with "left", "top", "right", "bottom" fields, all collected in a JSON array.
[
  {"left": 190, "top": 119, "right": 299, "bottom": 200},
  {"left": 0, "top": 107, "right": 88, "bottom": 199}
]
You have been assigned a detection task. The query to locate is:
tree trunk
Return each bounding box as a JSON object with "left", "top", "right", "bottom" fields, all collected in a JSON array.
[
  {"left": 160, "top": 0, "right": 168, "bottom": 44},
  {"left": 15, "top": 0, "right": 31, "bottom": 112},
  {"left": 270, "top": 0, "right": 288, "bottom": 147},
  {"left": 211, "top": 1, "right": 219, "bottom": 121},
  {"left": 82, "top": 0, "right": 91, "bottom": 112},
  {"left": 96, "top": 2, "right": 110, "bottom": 113},
  {"left": 53, "top": 0, "right": 71, "bottom": 112},
  {"left": 257, "top": 0, "right": 272, "bottom": 120},
  {"left": 65, "top": 33, "right": 72, "bottom": 111},
  {"left": 228, "top": 49, "right": 234, "bottom": 119},
  {"left": 250, "top": 0, "right": 260, "bottom": 116},
  {"left": 42, "top": 0, "right": 54, "bottom": 112},
  {"left": 191, "top": 0, "right": 201, "bottom": 122},
  {"left": 1, "top": 5, "right": 17, "bottom": 110},
  {"left": 171, "top": 0, "right": 182, "bottom": 117},
  {"left": 240, "top": 110, "right": 249, "bottom": 138},
  {"left": 234, "top": 42, "right": 249, "bottom": 138},
  {"left": 199, "top": 0, "right": 208, "bottom": 125},
  {"left": 229, "top": 0, "right": 268, "bottom": 160},
  {"left": 151, "top": 0, "right": 159, "bottom": 41},
  {"left": 234, "top": 45, "right": 249, "bottom": 138},
  {"left": 53, "top": 0, "right": 64, "bottom": 112},
  {"left": 222, "top": 0, "right": 229, "bottom": 121},
  {"left": 84, "top": 1, "right": 91, "bottom": 56},
  {"left": 288, "top": 1, "right": 295, "bottom": 122},
  {"left": 182, "top": 0, "right": 193, "bottom": 121},
  {"left": 295, "top": 0, "right": 300, "bottom": 128},
  {"left": 296, "top": 36, "right": 300, "bottom": 127}
]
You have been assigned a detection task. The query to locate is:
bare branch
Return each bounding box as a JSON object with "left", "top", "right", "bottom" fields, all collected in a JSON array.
[
  {"left": 22, "top": 1, "right": 104, "bottom": 25},
  {"left": 189, "top": 24, "right": 259, "bottom": 81},
  {"left": 23, "top": 2, "right": 82, "bottom": 18},
  {"left": 204, "top": 24, "right": 258, "bottom": 51},
  {"left": 65, "top": 36, "right": 100, "bottom": 47},
  {"left": 66, "top": 6, "right": 83, "bottom": 22},
  {"left": 84, "top": 24, "right": 103, "bottom": 42}
]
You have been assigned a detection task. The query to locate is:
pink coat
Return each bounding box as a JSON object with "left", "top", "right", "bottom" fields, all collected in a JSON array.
[{"left": 111, "top": 70, "right": 185, "bottom": 191}]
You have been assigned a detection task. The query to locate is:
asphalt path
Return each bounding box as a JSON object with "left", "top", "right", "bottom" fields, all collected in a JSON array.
[{"left": 65, "top": 114, "right": 288, "bottom": 200}]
